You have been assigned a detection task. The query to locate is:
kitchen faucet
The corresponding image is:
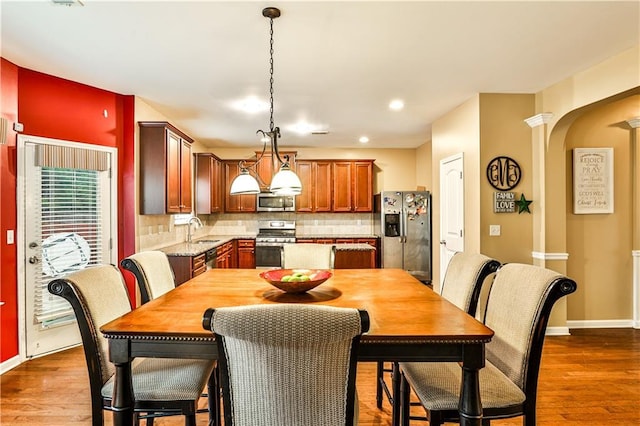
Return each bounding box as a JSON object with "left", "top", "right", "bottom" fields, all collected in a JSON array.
[{"left": 187, "top": 216, "right": 203, "bottom": 243}]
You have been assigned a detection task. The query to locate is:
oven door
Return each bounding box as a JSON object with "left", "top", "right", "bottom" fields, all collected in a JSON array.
[{"left": 255, "top": 243, "right": 283, "bottom": 268}]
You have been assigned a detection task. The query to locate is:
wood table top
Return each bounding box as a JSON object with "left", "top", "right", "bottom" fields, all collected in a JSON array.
[{"left": 101, "top": 268, "right": 493, "bottom": 344}]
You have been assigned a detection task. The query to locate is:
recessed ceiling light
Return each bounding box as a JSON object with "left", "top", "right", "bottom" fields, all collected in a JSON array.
[
  {"left": 232, "top": 96, "right": 269, "bottom": 114},
  {"left": 359, "top": 136, "right": 369, "bottom": 144},
  {"left": 389, "top": 99, "right": 404, "bottom": 111}
]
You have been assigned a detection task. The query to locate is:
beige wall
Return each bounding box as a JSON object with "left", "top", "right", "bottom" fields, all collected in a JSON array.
[
  {"left": 431, "top": 95, "right": 481, "bottom": 286},
  {"left": 565, "top": 95, "right": 637, "bottom": 321},
  {"left": 479, "top": 93, "right": 535, "bottom": 264}
]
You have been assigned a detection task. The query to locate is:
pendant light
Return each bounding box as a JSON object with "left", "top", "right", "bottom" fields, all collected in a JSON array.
[{"left": 229, "top": 7, "right": 302, "bottom": 196}]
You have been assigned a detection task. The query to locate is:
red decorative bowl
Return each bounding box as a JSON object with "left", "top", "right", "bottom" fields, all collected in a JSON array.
[{"left": 259, "top": 269, "right": 332, "bottom": 293}]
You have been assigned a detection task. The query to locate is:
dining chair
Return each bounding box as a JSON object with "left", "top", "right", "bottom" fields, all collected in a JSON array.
[
  {"left": 121, "top": 251, "right": 221, "bottom": 426},
  {"left": 120, "top": 250, "right": 176, "bottom": 304},
  {"left": 48, "top": 264, "right": 216, "bottom": 426},
  {"left": 399, "top": 263, "right": 577, "bottom": 426},
  {"left": 281, "top": 243, "right": 336, "bottom": 269},
  {"left": 202, "top": 304, "right": 370, "bottom": 426},
  {"left": 376, "top": 252, "right": 500, "bottom": 425}
]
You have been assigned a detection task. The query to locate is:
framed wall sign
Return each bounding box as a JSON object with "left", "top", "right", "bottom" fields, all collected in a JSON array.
[{"left": 573, "top": 147, "right": 614, "bottom": 214}]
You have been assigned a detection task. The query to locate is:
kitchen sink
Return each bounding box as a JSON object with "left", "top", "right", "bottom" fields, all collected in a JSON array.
[{"left": 193, "top": 239, "right": 220, "bottom": 244}]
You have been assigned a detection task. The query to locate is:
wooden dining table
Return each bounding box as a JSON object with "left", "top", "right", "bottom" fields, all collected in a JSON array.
[{"left": 101, "top": 268, "right": 493, "bottom": 426}]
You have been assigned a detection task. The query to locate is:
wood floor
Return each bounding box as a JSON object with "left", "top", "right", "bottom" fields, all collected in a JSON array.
[{"left": 1, "top": 328, "right": 639, "bottom": 425}]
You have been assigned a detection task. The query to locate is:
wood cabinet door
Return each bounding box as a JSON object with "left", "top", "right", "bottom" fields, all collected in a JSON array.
[
  {"left": 237, "top": 240, "right": 255, "bottom": 269},
  {"left": 315, "top": 161, "right": 332, "bottom": 212},
  {"left": 195, "top": 154, "right": 222, "bottom": 214},
  {"left": 179, "top": 139, "right": 192, "bottom": 212},
  {"left": 224, "top": 161, "right": 256, "bottom": 213},
  {"left": 332, "top": 162, "right": 352, "bottom": 212},
  {"left": 296, "top": 161, "right": 313, "bottom": 212},
  {"left": 166, "top": 130, "right": 182, "bottom": 213},
  {"left": 353, "top": 161, "right": 372, "bottom": 212}
]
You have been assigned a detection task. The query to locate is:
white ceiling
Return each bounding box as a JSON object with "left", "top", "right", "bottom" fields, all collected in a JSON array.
[{"left": 1, "top": 1, "right": 638, "bottom": 149}]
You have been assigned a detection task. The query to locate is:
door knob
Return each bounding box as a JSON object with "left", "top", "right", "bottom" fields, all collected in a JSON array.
[{"left": 28, "top": 256, "right": 40, "bottom": 264}]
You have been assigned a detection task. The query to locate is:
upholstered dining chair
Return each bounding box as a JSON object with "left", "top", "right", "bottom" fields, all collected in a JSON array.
[
  {"left": 121, "top": 251, "right": 221, "bottom": 426},
  {"left": 281, "top": 243, "right": 336, "bottom": 269},
  {"left": 48, "top": 264, "right": 216, "bottom": 426},
  {"left": 376, "top": 252, "right": 500, "bottom": 425},
  {"left": 202, "top": 304, "right": 370, "bottom": 426},
  {"left": 399, "top": 263, "right": 577, "bottom": 426},
  {"left": 121, "top": 250, "right": 176, "bottom": 304}
]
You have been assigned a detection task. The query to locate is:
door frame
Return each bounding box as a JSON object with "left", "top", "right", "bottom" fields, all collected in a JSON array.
[{"left": 16, "top": 134, "right": 118, "bottom": 360}]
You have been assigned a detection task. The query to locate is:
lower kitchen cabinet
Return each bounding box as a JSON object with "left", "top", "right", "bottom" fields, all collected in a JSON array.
[
  {"left": 334, "top": 249, "right": 376, "bottom": 269},
  {"left": 167, "top": 253, "right": 206, "bottom": 285},
  {"left": 216, "top": 241, "right": 234, "bottom": 269},
  {"left": 237, "top": 239, "right": 256, "bottom": 268}
]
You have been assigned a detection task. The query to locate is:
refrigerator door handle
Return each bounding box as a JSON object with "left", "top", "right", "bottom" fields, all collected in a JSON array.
[{"left": 400, "top": 208, "right": 406, "bottom": 242}]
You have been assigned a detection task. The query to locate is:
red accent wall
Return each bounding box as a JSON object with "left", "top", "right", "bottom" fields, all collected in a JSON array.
[
  {"left": 1, "top": 59, "right": 20, "bottom": 362},
  {"left": 0, "top": 63, "right": 136, "bottom": 363}
]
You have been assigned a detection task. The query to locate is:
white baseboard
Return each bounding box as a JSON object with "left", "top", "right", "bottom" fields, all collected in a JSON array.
[
  {"left": 0, "top": 355, "right": 22, "bottom": 375},
  {"left": 546, "top": 326, "right": 571, "bottom": 336},
  {"left": 566, "top": 319, "right": 635, "bottom": 329}
]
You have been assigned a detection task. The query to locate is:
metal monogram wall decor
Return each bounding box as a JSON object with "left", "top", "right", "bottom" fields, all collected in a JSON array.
[
  {"left": 573, "top": 147, "right": 614, "bottom": 214},
  {"left": 486, "top": 156, "right": 521, "bottom": 191}
]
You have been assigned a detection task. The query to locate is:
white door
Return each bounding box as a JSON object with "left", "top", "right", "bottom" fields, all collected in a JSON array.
[
  {"left": 18, "top": 135, "right": 117, "bottom": 358},
  {"left": 439, "top": 153, "right": 464, "bottom": 288}
]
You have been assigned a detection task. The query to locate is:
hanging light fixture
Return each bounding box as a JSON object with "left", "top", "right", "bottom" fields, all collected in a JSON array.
[{"left": 229, "top": 7, "right": 302, "bottom": 196}]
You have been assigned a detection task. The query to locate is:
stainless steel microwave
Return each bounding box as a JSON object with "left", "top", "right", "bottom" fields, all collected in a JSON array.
[{"left": 256, "top": 193, "right": 296, "bottom": 212}]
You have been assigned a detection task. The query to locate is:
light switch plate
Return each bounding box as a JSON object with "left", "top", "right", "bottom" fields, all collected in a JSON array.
[
  {"left": 7, "top": 230, "right": 15, "bottom": 244},
  {"left": 489, "top": 225, "right": 501, "bottom": 236}
]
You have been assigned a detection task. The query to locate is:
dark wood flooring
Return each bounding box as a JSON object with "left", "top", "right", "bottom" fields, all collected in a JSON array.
[{"left": 1, "top": 328, "right": 639, "bottom": 425}]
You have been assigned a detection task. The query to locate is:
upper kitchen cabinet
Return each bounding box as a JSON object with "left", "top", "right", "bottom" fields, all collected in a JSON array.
[
  {"left": 296, "top": 160, "right": 332, "bottom": 212},
  {"left": 332, "top": 160, "right": 374, "bottom": 212},
  {"left": 195, "top": 153, "right": 223, "bottom": 214},
  {"left": 139, "top": 121, "right": 193, "bottom": 214},
  {"left": 224, "top": 160, "right": 257, "bottom": 212}
]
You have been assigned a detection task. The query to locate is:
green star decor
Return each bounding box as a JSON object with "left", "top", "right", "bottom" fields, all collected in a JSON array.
[{"left": 516, "top": 193, "right": 532, "bottom": 214}]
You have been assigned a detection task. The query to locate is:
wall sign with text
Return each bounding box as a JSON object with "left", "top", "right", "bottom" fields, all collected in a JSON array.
[
  {"left": 486, "top": 156, "right": 521, "bottom": 191},
  {"left": 573, "top": 147, "right": 613, "bottom": 214}
]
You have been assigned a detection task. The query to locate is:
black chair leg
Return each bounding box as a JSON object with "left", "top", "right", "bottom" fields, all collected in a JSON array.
[
  {"left": 391, "top": 362, "right": 401, "bottom": 426},
  {"left": 376, "top": 361, "right": 384, "bottom": 408}
]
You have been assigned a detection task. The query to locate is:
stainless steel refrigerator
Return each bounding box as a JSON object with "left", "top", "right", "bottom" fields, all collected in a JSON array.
[{"left": 374, "top": 191, "right": 431, "bottom": 283}]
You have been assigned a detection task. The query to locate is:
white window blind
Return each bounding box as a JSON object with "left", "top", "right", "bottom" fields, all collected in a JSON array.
[{"left": 34, "top": 166, "right": 105, "bottom": 328}]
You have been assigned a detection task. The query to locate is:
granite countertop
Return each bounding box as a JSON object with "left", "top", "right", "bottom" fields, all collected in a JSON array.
[
  {"left": 160, "top": 234, "right": 375, "bottom": 256},
  {"left": 296, "top": 235, "right": 378, "bottom": 239},
  {"left": 160, "top": 235, "right": 254, "bottom": 257},
  {"left": 333, "top": 243, "right": 376, "bottom": 251}
]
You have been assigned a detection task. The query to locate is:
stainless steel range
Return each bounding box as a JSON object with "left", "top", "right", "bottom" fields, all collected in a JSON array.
[{"left": 255, "top": 220, "right": 296, "bottom": 268}]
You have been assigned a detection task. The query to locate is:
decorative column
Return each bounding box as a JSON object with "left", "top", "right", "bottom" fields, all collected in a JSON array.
[
  {"left": 525, "top": 113, "right": 570, "bottom": 335},
  {"left": 626, "top": 117, "right": 640, "bottom": 329}
]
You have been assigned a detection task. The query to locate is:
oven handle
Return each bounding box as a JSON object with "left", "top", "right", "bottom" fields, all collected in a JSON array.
[{"left": 255, "top": 242, "right": 289, "bottom": 247}]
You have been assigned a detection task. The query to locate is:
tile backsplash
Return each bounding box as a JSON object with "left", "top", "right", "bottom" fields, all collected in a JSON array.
[{"left": 137, "top": 212, "right": 374, "bottom": 251}]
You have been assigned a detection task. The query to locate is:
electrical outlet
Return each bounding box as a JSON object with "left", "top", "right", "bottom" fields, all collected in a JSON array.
[{"left": 489, "top": 225, "right": 501, "bottom": 236}]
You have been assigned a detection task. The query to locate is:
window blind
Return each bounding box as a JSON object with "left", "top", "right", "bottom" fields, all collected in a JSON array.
[{"left": 34, "top": 166, "right": 105, "bottom": 328}]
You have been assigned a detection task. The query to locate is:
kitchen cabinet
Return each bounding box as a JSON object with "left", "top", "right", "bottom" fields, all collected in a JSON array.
[
  {"left": 332, "top": 160, "right": 373, "bottom": 212},
  {"left": 139, "top": 121, "right": 193, "bottom": 214},
  {"left": 195, "top": 153, "right": 222, "bottom": 214},
  {"left": 237, "top": 239, "right": 256, "bottom": 269},
  {"left": 334, "top": 249, "right": 376, "bottom": 269},
  {"left": 216, "top": 241, "right": 234, "bottom": 269},
  {"left": 296, "top": 160, "right": 332, "bottom": 212},
  {"left": 167, "top": 253, "right": 206, "bottom": 285},
  {"left": 224, "top": 161, "right": 257, "bottom": 213}
]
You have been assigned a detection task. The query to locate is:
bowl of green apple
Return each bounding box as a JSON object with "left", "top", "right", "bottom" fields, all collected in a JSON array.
[{"left": 259, "top": 269, "right": 332, "bottom": 293}]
